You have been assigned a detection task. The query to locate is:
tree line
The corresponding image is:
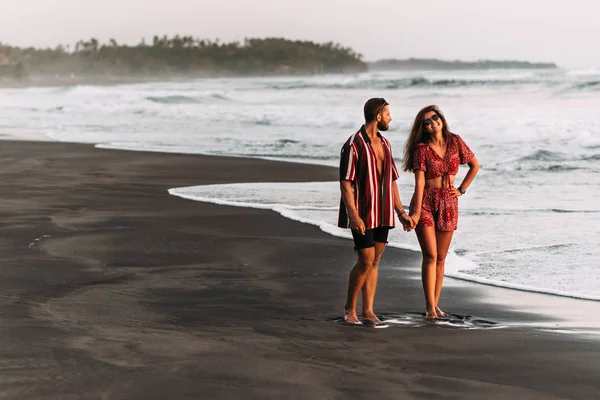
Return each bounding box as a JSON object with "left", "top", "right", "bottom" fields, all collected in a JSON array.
[{"left": 0, "top": 36, "right": 367, "bottom": 81}]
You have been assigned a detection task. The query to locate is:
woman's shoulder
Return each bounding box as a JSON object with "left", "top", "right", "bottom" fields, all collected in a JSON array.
[
  {"left": 449, "top": 133, "right": 468, "bottom": 148},
  {"left": 414, "top": 142, "right": 428, "bottom": 153},
  {"left": 413, "top": 143, "right": 429, "bottom": 161}
]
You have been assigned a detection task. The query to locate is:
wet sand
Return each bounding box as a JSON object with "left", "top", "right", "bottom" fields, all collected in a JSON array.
[{"left": 1, "top": 140, "right": 600, "bottom": 399}]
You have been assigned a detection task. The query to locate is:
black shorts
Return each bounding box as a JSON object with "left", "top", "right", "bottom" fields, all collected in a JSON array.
[{"left": 351, "top": 227, "right": 390, "bottom": 250}]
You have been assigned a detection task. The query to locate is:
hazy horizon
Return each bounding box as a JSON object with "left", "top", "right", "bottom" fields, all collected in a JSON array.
[{"left": 1, "top": 0, "right": 599, "bottom": 69}]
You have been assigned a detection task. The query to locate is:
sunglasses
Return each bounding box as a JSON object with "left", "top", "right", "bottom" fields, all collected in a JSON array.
[
  {"left": 375, "top": 98, "right": 389, "bottom": 115},
  {"left": 423, "top": 114, "right": 440, "bottom": 126}
]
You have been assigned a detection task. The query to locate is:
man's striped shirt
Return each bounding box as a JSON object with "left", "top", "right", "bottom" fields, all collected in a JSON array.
[{"left": 338, "top": 125, "right": 400, "bottom": 230}]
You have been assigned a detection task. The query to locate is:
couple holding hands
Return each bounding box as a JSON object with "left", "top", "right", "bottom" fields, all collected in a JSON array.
[{"left": 339, "top": 98, "right": 480, "bottom": 323}]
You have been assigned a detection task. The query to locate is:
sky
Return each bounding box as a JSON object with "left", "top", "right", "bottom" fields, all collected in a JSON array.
[{"left": 1, "top": 0, "right": 598, "bottom": 69}]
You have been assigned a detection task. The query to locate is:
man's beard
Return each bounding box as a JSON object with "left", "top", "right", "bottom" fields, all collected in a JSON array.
[{"left": 377, "top": 120, "right": 389, "bottom": 131}]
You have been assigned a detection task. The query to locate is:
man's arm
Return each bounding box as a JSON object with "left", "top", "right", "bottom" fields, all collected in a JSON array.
[
  {"left": 392, "top": 181, "right": 406, "bottom": 214},
  {"left": 340, "top": 180, "right": 365, "bottom": 235},
  {"left": 392, "top": 181, "right": 413, "bottom": 229}
]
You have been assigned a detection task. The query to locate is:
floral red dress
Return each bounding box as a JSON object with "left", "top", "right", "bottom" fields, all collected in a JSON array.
[{"left": 410, "top": 134, "right": 474, "bottom": 231}]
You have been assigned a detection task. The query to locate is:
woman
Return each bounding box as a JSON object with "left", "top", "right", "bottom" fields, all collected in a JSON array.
[{"left": 402, "top": 105, "right": 480, "bottom": 319}]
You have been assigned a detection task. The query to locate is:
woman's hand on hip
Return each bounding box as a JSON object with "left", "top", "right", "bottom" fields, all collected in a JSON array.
[{"left": 450, "top": 187, "right": 463, "bottom": 197}]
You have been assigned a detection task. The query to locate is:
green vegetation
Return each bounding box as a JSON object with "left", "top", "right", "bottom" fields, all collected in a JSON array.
[
  {"left": 0, "top": 36, "right": 367, "bottom": 83},
  {"left": 0, "top": 37, "right": 560, "bottom": 86},
  {"left": 369, "top": 58, "right": 558, "bottom": 70}
]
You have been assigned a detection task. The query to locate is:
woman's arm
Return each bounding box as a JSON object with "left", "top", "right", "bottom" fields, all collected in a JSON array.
[
  {"left": 456, "top": 156, "right": 480, "bottom": 194},
  {"left": 411, "top": 170, "right": 426, "bottom": 224}
]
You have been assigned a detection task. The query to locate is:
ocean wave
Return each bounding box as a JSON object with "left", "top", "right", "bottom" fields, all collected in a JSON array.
[
  {"left": 235, "top": 152, "right": 335, "bottom": 161},
  {"left": 266, "top": 77, "right": 551, "bottom": 91},
  {"left": 251, "top": 117, "right": 272, "bottom": 126},
  {"left": 455, "top": 242, "right": 574, "bottom": 259},
  {"left": 261, "top": 76, "right": 600, "bottom": 93},
  {"left": 145, "top": 95, "right": 200, "bottom": 104},
  {"left": 464, "top": 208, "right": 599, "bottom": 216},
  {"left": 487, "top": 243, "right": 574, "bottom": 254},
  {"left": 53, "top": 85, "right": 113, "bottom": 96},
  {"left": 549, "top": 208, "right": 599, "bottom": 213},
  {"left": 52, "top": 86, "right": 74, "bottom": 93},
  {"left": 276, "top": 139, "right": 301, "bottom": 144},
  {"left": 531, "top": 165, "right": 580, "bottom": 172},
  {"left": 409, "top": 92, "right": 464, "bottom": 99},
  {"left": 145, "top": 93, "right": 231, "bottom": 104},
  {"left": 571, "top": 80, "right": 600, "bottom": 91},
  {"left": 491, "top": 161, "right": 584, "bottom": 173},
  {"left": 517, "top": 149, "right": 566, "bottom": 162},
  {"left": 210, "top": 93, "right": 231, "bottom": 101},
  {"left": 582, "top": 154, "right": 600, "bottom": 161},
  {"left": 461, "top": 208, "right": 600, "bottom": 217},
  {"left": 503, "top": 150, "right": 599, "bottom": 172},
  {"left": 464, "top": 211, "right": 506, "bottom": 216},
  {"left": 510, "top": 163, "right": 582, "bottom": 173},
  {"left": 535, "top": 208, "right": 600, "bottom": 214},
  {"left": 42, "top": 106, "right": 65, "bottom": 113}
]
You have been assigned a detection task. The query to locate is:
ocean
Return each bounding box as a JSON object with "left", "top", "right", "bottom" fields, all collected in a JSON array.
[{"left": 2, "top": 68, "right": 599, "bottom": 301}]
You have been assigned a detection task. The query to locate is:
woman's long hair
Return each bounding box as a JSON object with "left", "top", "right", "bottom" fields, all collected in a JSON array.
[{"left": 402, "top": 105, "right": 454, "bottom": 172}]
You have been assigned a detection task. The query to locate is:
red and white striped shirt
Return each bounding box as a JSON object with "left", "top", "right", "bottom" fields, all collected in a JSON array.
[{"left": 338, "top": 125, "right": 400, "bottom": 230}]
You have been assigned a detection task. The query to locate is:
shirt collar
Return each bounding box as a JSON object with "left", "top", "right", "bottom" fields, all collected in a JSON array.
[{"left": 360, "top": 125, "right": 382, "bottom": 143}]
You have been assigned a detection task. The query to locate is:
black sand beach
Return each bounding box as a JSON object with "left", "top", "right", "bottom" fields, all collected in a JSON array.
[{"left": 1, "top": 140, "right": 600, "bottom": 399}]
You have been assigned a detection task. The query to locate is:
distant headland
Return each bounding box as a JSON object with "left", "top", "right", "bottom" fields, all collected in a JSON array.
[{"left": 0, "top": 36, "right": 558, "bottom": 86}]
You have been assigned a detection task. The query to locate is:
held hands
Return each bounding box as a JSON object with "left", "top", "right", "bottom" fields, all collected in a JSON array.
[
  {"left": 353, "top": 212, "right": 420, "bottom": 234},
  {"left": 398, "top": 212, "right": 417, "bottom": 232}
]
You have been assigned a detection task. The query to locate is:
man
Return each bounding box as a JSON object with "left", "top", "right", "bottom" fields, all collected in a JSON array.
[{"left": 338, "top": 98, "right": 412, "bottom": 324}]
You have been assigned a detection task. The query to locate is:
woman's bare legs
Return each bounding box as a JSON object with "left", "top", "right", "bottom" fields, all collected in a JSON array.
[
  {"left": 415, "top": 225, "right": 438, "bottom": 319},
  {"left": 434, "top": 230, "right": 454, "bottom": 317}
]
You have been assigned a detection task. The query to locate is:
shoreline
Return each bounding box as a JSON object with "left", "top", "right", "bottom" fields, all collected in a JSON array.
[
  {"left": 4, "top": 125, "right": 600, "bottom": 308},
  {"left": 168, "top": 180, "right": 600, "bottom": 336},
  {"left": 1, "top": 139, "right": 600, "bottom": 398},
  {"left": 101, "top": 142, "right": 600, "bottom": 334},
  {"left": 168, "top": 173, "right": 600, "bottom": 305}
]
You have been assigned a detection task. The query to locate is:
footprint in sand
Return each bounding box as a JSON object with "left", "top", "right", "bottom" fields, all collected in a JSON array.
[
  {"left": 330, "top": 318, "right": 391, "bottom": 329},
  {"left": 331, "top": 312, "right": 505, "bottom": 330}
]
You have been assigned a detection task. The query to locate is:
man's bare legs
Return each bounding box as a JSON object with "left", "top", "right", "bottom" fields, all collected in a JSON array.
[
  {"left": 360, "top": 242, "right": 386, "bottom": 323},
  {"left": 415, "top": 226, "right": 438, "bottom": 319},
  {"left": 344, "top": 247, "right": 374, "bottom": 323},
  {"left": 344, "top": 244, "right": 385, "bottom": 323},
  {"left": 434, "top": 230, "right": 454, "bottom": 317}
]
